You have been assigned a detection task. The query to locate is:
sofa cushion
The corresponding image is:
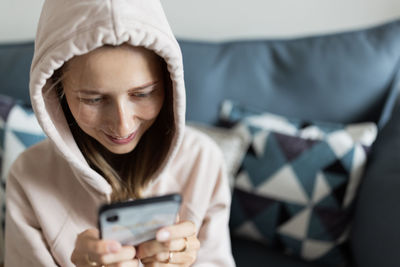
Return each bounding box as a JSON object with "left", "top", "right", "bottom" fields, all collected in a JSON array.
[
  {"left": 350, "top": 98, "right": 400, "bottom": 267},
  {"left": 0, "top": 95, "right": 16, "bottom": 176},
  {"left": 0, "top": 99, "right": 46, "bottom": 183},
  {"left": 180, "top": 19, "right": 400, "bottom": 127},
  {"left": 187, "top": 122, "right": 250, "bottom": 190},
  {"left": 231, "top": 236, "right": 324, "bottom": 267},
  {"left": 0, "top": 43, "right": 34, "bottom": 104},
  {"left": 221, "top": 101, "right": 377, "bottom": 266}
]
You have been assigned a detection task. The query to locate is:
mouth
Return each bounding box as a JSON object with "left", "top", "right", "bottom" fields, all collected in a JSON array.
[{"left": 105, "top": 131, "right": 137, "bottom": 145}]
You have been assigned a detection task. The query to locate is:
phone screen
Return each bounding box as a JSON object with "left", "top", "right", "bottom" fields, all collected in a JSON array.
[{"left": 98, "top": 194, "right": 181, "bottom": 246}]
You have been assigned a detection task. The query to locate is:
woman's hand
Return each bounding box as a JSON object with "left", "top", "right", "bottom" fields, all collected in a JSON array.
[
  {"left": 137, "top": 221, "right": 200, "bottom": 267},
  {"left": 71, "top": 228, "right": 139, "bottom": 267}
]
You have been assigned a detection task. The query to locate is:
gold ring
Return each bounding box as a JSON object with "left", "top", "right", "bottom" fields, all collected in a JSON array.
[
  {"left": 168, "top": 251, "right": 173, "bottom": 263},
  {"left": 179, "top": 237, "right": 188, "bottom": 252},
  {"left": 85, "top": 253, "right": 100, "bottom": 266}
]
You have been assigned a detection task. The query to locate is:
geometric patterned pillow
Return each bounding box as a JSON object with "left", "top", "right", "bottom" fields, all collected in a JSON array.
[
  {"left": 0, "top": 95, "right": 46, "bottom": 264},
  {"left": 0, "top": 95, "right": 16, "bottom": 179},
  {"left": 220, "top": 100, "right": 378, "bottom": 267}
]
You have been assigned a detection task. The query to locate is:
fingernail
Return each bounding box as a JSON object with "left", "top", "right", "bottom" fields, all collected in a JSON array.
[
  {"left": 108, "top": 242, "right": 121, "bottom": 253},
  {"left": 157, "top": 230, "right": 170, "bottom": 241}
]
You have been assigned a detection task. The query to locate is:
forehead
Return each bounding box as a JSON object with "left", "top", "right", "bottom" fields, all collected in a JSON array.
[{"left": 64, "top": 45, "right": 163, "bottom": 89}]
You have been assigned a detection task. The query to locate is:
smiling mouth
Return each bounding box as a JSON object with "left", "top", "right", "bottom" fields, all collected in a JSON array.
[{"left": 105, "top": 131, "right": 137, "bottom": 145}]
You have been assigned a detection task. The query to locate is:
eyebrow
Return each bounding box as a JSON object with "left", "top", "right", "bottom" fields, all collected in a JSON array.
[{"left": 75, "top": 80, "right": 159, "bottom": 95}]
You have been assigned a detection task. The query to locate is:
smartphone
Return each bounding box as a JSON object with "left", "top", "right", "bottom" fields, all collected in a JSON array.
[{"left": 98, "top": 194, "right": 181, "bottom": 246}]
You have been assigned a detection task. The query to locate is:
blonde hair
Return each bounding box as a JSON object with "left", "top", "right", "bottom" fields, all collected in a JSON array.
[{"left": 52, "top": 51, "right": 175, "bottom": 202}]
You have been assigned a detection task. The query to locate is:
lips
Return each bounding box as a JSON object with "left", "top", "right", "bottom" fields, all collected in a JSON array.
[{"left": 105, "top": 131, "right": 137, "bottom": 145}]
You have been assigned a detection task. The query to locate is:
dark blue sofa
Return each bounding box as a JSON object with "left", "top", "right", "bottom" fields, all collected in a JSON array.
[
  {"left": 1, "top": 19, "right": 400, "bottom": 267},
  {"left": 179, "top": 20, "right": 400, "bottom": 267}
]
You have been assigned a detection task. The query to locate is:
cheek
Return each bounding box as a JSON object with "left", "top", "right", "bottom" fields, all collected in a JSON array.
[
  {"left": 137, "top": 92, "right": 165, "bottom": 121},
  {"left": 66, "top": 97, "right": 102, "bottom": 128},
  {"left": 74, "top": 106, "right": 101, "bottom": 127}
]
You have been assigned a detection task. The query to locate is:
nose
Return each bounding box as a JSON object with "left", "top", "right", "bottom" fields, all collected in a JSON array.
[{"left": 109, "top": 100, "right": 135, "bottom": 137}]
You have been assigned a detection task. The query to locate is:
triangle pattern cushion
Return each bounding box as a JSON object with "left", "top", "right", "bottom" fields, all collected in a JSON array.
[
  {"left": 221, "top": 100, "right": 377, "bottom": 266},
  {"left": 0, "top": 95, "right": 15, "bottom": 176},
  {"left": 1, "top": 104, "right": 46, "bottom": 182},
  {"left": 274, "top": 132, "right": 319, "bottom": 162}
]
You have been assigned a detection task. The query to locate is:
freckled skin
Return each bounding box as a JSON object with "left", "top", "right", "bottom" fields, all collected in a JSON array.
[{"left": 62, "top": 45, "right": 165, "bottom": 154}]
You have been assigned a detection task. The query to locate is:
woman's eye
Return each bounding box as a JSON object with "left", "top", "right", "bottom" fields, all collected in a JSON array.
[
  {"left": 132, "top": 91, "right": 151, "bottom": 98},
  {"left": 130, "top": 85, "right": 158, "bottom": 98},
  {"left": 79, "top": 97, "right": 103, "bottom": 104}
]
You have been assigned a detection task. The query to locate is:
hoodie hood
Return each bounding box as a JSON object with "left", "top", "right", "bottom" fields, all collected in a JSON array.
[{"left": 30, "top": 0, "right": 186, "bottom": 198}]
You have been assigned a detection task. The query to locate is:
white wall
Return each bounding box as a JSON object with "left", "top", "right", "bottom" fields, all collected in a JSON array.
[
  {"left": 1, "top": 0, "right": 400, "bottom": 43},
  {"left": 0, "top": 0, "right": 45, "bottom": 42},
  {"left": 163, "top": 0, "right": 400, "bottom": 40}
]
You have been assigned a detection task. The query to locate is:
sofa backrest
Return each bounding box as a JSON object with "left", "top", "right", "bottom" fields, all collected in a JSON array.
[
  {"left": 181, "top": 19, "right": 400, "bottom": 126},
  {"left": 2, "top": 20, "right": 400, "bottom": 128},
  {"left": 0, "top": 42, "right": 33, "bottom": 103}
]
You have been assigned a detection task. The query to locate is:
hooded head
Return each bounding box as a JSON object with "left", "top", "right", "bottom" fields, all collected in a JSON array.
[{"left": 30, "top": 0, "right": 186, "bottom": 201}]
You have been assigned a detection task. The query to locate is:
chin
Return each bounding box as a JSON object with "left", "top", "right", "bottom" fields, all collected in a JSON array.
[{"left": 106, "top": 145, "right": 137, "bottom": 155}]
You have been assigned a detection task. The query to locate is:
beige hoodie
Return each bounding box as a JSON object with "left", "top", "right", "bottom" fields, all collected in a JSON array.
[{"left": 5, "top": 0, "right": 235, "bottom": 266}]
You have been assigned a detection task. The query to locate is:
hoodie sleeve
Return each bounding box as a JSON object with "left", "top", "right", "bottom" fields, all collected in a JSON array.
[
  {"left": 194, "top": 164, "right": 236, "bottom": 267},
  {"left": 173, "top": 128, "right": 236, "bottom": 267},
  {"left": 5, "top": 170, "right": 58, "bottom": 267}
]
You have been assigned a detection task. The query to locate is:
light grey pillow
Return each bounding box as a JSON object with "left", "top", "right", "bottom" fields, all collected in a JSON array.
[{"left": 187, "top": 122, "right": 250, "bottom": 190}]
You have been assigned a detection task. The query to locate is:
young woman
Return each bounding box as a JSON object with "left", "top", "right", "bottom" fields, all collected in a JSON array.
[{"left": 4, "top": 0, "right": 235, "bottom": 266}]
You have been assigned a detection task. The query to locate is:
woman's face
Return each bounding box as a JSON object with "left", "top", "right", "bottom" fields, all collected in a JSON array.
[{"left": 62, "top": 45, "right": 165, "bottom": 154}]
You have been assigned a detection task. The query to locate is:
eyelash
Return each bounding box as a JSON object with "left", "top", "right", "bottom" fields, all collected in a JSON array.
[
  {"left": 131, "top": 92, "right": 151, "bottom": 98},
  {"left": 131, "top": 88, "right": 157, "bottom": 98},
  {"left": 79, "top": 97, "right": 103, "bottom": 104},
  {"left": 79, "top": 89, "right": 155, "bottom": 104}
]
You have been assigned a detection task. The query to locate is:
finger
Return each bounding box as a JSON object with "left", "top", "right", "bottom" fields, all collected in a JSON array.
[
  {"left": 76, "top": 229, "right": 122, "bottom": 255},
  {"left": 156, "top": 221, "right": 196, "bottom": 242},
  {"left": 96, "top": 246, "right": 136, "bottom": 265},
  {"left": 166, "top": 238, "right": 186, "bottom": 252},
  {"left": 82, "top": 228, "right": 100, "bottom": 239},
  {"left": 142, "top": 251, "right": 196, "bottom": 265},
  {"left": 138, "top": 236, "right": 186, "bottom": 258},
  {"left": 106, "top": 259, "right": 140, "bottom": 267},
  {"left": 182, "top": 235, "right": 200, "bottom": 251},
  {"left": 166, "top": 250, "right": 196, "bottom": 265},
  {"left": 136, "top": 240, "right": 169, "bottom": 259},
  {"left": 86, "top": 239, "right": 122, "bottom": 256},
  {"left": 71, "top": 229, "right": 122, "bottom": 265},
  {"left": 163, "top": 235, "right": 200, "bottom": 253},
  {"left": 142, "top": 262, "right": 176, "bottom": 267}
]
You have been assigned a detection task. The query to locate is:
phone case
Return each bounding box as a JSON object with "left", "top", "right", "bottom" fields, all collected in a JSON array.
[{"left": 98, "top": 194, "right": 181, "bottom": 246}]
